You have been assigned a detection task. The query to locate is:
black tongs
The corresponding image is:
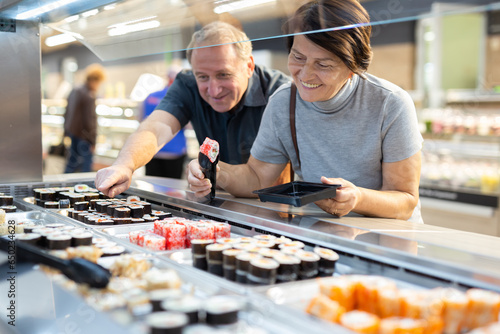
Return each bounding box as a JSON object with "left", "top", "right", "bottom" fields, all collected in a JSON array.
[
  {"left": 0, "top": 237, "right": 111, "bottom": 288},
  {"left": 198, "top": 152, "right": 219, "bottom": 200}
]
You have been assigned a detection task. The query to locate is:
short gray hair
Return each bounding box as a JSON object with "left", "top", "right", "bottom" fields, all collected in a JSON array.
[{"left": 186, "top": 21, "right": 252, "bottom": 63}]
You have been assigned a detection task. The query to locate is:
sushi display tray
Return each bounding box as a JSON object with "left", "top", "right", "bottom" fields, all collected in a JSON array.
[{"left": 253, "top": 181, "right": 341, "bottom": 207}]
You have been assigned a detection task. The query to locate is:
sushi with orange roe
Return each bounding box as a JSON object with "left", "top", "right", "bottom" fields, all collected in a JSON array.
[
  {"left": 306, "top": 294, "right": 345, "bottom": 323},
  {"left": 378, "top": 288, "right": 401, "bottom": 318},
  {"left": 399, "top": 289, "right": 444, "bottom": 334},
  {"left": 432, "top": 287, "right": 469, "bottom": 334},
  {"left": 379, "top": 317, "right": 426, "bottom": 334},
  {"left": 464, "top": 288, "right": 500, "bottom": 330},
  {"left": 351, "top": 275, "right": 398, "bottom": 316},
  {"left": 339, "top": 310, "right": 380, "bottom": 334},
  {"left": 466, "top": 322, "right": 500, "bottom": 334},
  {"left": 318, "top": 276, "right": 357, "bottom": 311}
]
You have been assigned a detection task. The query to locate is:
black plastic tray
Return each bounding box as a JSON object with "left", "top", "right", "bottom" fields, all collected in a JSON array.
[{"left": 253, "top": 181, "right": 340, "bottom": 207}]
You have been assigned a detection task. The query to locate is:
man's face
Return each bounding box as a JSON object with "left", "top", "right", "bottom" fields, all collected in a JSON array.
[{"left": 191, "top": 44, "right": 255, "bottom": 113}]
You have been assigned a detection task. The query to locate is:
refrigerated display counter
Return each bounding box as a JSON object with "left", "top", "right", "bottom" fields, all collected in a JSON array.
[{"left": 1, "top": 173, "right": 500, "bottom": 334}]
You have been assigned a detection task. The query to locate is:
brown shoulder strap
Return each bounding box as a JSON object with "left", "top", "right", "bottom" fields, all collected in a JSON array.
[{"left": 289, "top": 83, "right": 300, "bottom": 181}]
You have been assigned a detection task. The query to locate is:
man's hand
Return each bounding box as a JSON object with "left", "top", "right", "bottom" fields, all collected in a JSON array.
[
  {"left": 95, "top": 165, "right": 134, "bottom": 198},
  {"left": 315, "top": 176, "right": 361, "bottom": 217}
]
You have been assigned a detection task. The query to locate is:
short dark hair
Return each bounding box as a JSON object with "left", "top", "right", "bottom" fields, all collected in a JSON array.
[{"left": 284, "top": 0, "right": 372, "bottom": 77}]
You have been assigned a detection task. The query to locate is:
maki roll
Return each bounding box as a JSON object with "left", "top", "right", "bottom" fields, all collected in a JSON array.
[
  {"left": 222, "top": 248, "right": 244, "bottom": 281},
  {"left": 73, "top": 201, "right": 89, "bottom": 211},
  {"left": 198, "top": 137, "right": 219, "bottom": 200},
  {"left": 379, "top": 317, "right": 427, "bottom": 334},
  {"left": 296, "top": 250, "right": 320, "bottom": 280},
  {"left": 306, "top": 294, "right": 345, "bottom": 323},
  {"left": 114, "top": 207, "right": 131, "bottom": 218},
  {"left": 107, "top": 204, "right": 123, "bottom": 216},
  {"left": 273, "top": 253, "right": 300, "bottom": 283},
  {"left": 74, "top": 184, "right": 90, "bottom": 193},
  {"left": 161, "top": 296, "right": 202, "bottom": 324},
  {"left": 204, "top": 296, "right": 243, "bottom": 325},
  {"left": 71, "top": 231, "right": 93, "bottom": 247},
  {"left": 0, "top": 195, "right": 13, "bottom": 206},
  {"left": 190, "top": 239, "right": 214, "bottom": 271},
  {"left": 144, "top": 234, "right": 167, "bottom": 251},
  {"left": 46, "top": 234, "right": 72, "bottom": 250},
  {"left": 340, "top": 310, "right": 380, "bottom": 334},
  {"left": 128, "top": 204, "right": 145, "bottom": 218},
  {"left": 235, "top": 252, "right": 262, "bottom": 284},
  {"left": 247, "top": 257, "right": 279, "bottom": 285},
  {"left": 205, "top": 243, "right": 231, "bottom": 276},
  {"left": 314, "top": 246, "right": 339, "bottom": 277},
  {"left": 151, "top": 211, "right": 172, "bottom": 220},
  {"left": 136, "top": 201, "right": 152, "bottom": 215},
  {"left": 1, "top": 206, "right": 17, "bottom": 213},
  {"left": 146, "top": 311, "right": 188, "bottom": 334},
  {"left": 149, "top": 289, "right": 183, "bottom": 312},
  {"left": 212, "top": 222, "right": 231, "bottom": 239},
  {"left": 101, "top": 245, "right": 126, "bottom": 257},
  {"left": 15, "top": 233, "right": 41, "bottom": 247}
]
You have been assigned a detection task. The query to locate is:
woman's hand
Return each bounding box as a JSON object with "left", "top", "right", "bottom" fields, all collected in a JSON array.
[
  {"left": 315, "top": 176, "right": 361, "bottom": 217},
  {"left": 186, "top": 159, "right": 219, "bottom": 197}
]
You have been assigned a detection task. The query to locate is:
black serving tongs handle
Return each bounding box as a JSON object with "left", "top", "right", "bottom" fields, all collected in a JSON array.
[
  {"left": 198, "top": 152, "right": 219, "bottom": 201},
  {"left": 0, "top": 237, "right": 111, "bottom": 288}
]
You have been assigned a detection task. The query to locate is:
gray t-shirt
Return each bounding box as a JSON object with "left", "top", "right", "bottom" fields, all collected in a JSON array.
[{"left": 251, "top": 73, "right": 424, "bottom": 222}]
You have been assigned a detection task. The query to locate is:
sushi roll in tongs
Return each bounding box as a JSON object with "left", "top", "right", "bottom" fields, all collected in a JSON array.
[{"left": 198, "top": 137, "right": 220, "bottom": 200}]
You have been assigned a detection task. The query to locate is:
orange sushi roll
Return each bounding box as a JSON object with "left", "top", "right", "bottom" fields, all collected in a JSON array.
[
  {"left": 465, "top": 288, "right": 500, "bottom": 330},
  {"left": 352, "top": 275, "right": 397, "bottom": 316},
  {"left": 318, "top": 276, "right": 357, "bottom": 311},
  {"left": 399, "top": 289, "right": 444, "bottom": 334},
  {"left": 306, "top": 294, "right": 346, "bottom": 323},
  {"left": 339, "top": 310, "right": 380, "bottom": 334},
  {"left": 432, "top": 287, "right": 469, "bottom": 334},
  {"left": 465, "top": 322, "right": 500, "bottom": 334},
  {"left": 379, "top": 288, "right": 402, "bottom": 318},
  {"left": 379, "top": 317, "right": 426, "bottom": 334}
]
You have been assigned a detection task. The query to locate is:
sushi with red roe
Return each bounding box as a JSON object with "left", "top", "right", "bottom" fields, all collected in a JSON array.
[{"left": 198, "top": 137, "right": 220, "bottom": 200}]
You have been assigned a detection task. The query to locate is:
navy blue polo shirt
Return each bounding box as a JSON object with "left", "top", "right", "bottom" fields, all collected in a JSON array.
[{"left": 155, "top": 65, "right": 290, "bottom": 164}]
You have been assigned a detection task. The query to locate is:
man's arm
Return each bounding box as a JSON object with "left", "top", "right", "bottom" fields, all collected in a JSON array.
[
  {"left": 188, "top": 155, "right": 287, "bottom": 198},
  {"left": 95, "top": 109, "right": 181, "bottom": 197}
]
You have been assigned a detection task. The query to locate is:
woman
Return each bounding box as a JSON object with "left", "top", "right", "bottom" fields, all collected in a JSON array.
[{"left": 187, "top": 0, "right": 423, "bottom": 222}]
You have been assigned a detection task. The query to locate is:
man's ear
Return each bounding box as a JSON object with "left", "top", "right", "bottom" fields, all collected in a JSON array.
[{"left": 246, "top": 55, "right": 255, "bottom": 77}]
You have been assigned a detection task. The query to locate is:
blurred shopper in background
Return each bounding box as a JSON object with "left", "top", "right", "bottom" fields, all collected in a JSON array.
[
  {"left": 64, "top": 63, "right": 106, "bottom": 173},
  {"left": 95, "top": 21, "right": 290, "bottom": 197},
  {"left": 142, "top": 64, "right": 187, "bottom": 178}
]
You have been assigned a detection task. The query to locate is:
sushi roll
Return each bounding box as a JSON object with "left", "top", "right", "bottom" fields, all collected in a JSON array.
[
  {"left": 379, "top": 317, "right": 427, "bottom": 334},
  {"left": 107, "top": 204, "right": 123, "bottom": 216},
  {"left": 112, "top": 217, "right": 132, "bottom": 225},
  {"left": 46, "top": 234, "right": 72, "bottom": 250},
  {"left": 67, "top": 193, "right": 85, "bottom": 205},
  {"left": 143, "top": 215, "right": 158, "bottom": 223},
  {"left": 212, "top": 222, "right": 231, "bottom": 239},
  {"left": 101, "top": 245, "right": 126, "bottom": 257},
  {"left": 0, "top": 195, "right": 14, "bottom": 206},
  {"left": 128, "top": 204, "right": 145, "bottom": 218},
  {"left": 113, "top": 207, "right": 131, "bottom": 218},
  {"left": 354, "top": 275, "right": 398, "bottom": 316},
  {"left": 145, "top": 311, "right": 188, "bottom": 334},
  {"left": 318, "top": 276, "right": 357, "bottom": 311},
  {"left": 191, "top": 239, "right": 214, "bottom": 271},
  {"left": 464, "top": 288, "right": 500, "bottom": 330},
  {"left": 45, "top": 223, "right": 66, "bottom": 229},
  {"left": 15, "top": 233, "right": 41, "bottom": 247},
  {"left": 306, "top": 294, "right": 345, "bottom": 323},
  {"left": 144, "top": 234, "right": 167, "bottom": 251},
  {"left": 273, "top": 253, "right": 300, "bottom": 283},
  {"left": 58, "top": 199, "right": 71, "bottom": 209},
  {"left": 164, "top": 222, "right": 187, "bottom": 250},
  {"left": 96, "top": 201, "right": 112, "bottom": 213},
  {"left": 95, "top": 218, "right": 114, "bottom": 226},
  {"left": 340, "top": 310, "right": 380, "bottom": 334},
  {"left": 204, "top": 296, "right": 243, "bottom": 325},
  {"left": 161, "top": 296, "right": 202, "bottom": 324},
  {"left": 235, "top": 252, "right": 262, "bottom": 284},
  {"left": 22, "top": 224, "right": 38, "bottom": 234},
  {"left": 136, "top": 201, "right": 152, "bottom": 215},
  {"left": 39, "top": 190, "right": 56, "bottom": 201},
  {"left": 188, "top": 223, "right": 215, "bottom": 247},
  {"left": 247, "top": 257, "right": 279, "bottom": 285},
  {"left": 253, "top": 234, "right": 276, "bottom": 242},
  {"left": 205, "top": 243, "right": 231, "bottom": 276},
  {"left": 295, "top": 250, "right": 321, "bottom": 280},
  {"left": 222, "top": 248, "right": 244, "bottom": 281},
  {"left": 233, "top": 242, "right": 261, "bottom": 253},
  {"left": 151, "top": 211, "right": 172, "bottom": 220},
  {"left": 73, "top": 201, "right": 89, "bottom": 211},
  {"left": 83, "top": 192, "right": 100, "bottom": 202},
  {"left": 432, "top": 287, "right": 469, "bottom": 334},
  {"left": 131, "top": 218, "right": 145, "bottom": 224},
  {"left": 257, "top": 248, "right": 282, "bottom": 259},
  {"left": 198, "top": 137, "right": 220, "bottom": 200},
  {"left": 1, "top": 206, "right": 17, "bottom": 213},
  {"left": 314, "top": 247, "right": 339, "bottom": 277},
  {"left": 70, "top": 231, "right": 93, "bottom": 247},
  {"left": 278, "top": 241, "right": 305, "bottom": 250},
  {"left": 149, "top": 289, "right": 183, "bottom": 312},
  {"left": 143, "top": 268, "right": 182, "bottom": 290},
  {"left": 216, "top": 238, "right": 241, "bottom": 246},
  {"left": 272, "top": 236, "right": 292, "bottom": 249},
  {"left": 127, "top": 195, "right": 141, "bottom": 203},
  {"left": 74, "top": 184, "right": 89, "bottom": 193}
]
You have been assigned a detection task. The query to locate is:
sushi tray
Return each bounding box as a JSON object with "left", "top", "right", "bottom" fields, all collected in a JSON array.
[
  {"left": 98, "top": 219, "right": 342, "bottom": 289},
  {"left": 253, "top": 181, "right": 340, "bottom": 207}
]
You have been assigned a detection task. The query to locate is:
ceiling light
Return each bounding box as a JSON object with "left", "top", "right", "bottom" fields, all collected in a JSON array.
[
  {"left": 16, "top": 0, "right": 79, "bottom": 20},
  {"left": 108, "top": 20, "right": 160, "bottom": 37},
  {"left": 45, "top": 33, "right": 77, "bottom": 47},
  {"left": 213, "top": 0, "right": 276, "bottom": 14},
  {"left": 108, "top": 16, "right": 158, "bottom": 29}
]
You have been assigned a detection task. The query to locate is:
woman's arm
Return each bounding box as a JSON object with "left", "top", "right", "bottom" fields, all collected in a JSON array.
[{"left": 317, "top": 151, "right": 421, "bottom": 220}]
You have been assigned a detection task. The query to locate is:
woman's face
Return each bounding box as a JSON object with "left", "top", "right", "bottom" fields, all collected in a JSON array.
[{"left": 288, "top": 34, "right": 352, "bottom": 102}]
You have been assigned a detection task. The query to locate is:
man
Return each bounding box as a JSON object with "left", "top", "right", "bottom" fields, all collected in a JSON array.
[
  {"left": 95, "top": 21, "right": 290, "bottom": 197},
  {"left": 64, "top": 63, "right": 106, "bottom": 173},
  {"left": 142, "top": 64, "right": 187, "bottom": 179}
]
